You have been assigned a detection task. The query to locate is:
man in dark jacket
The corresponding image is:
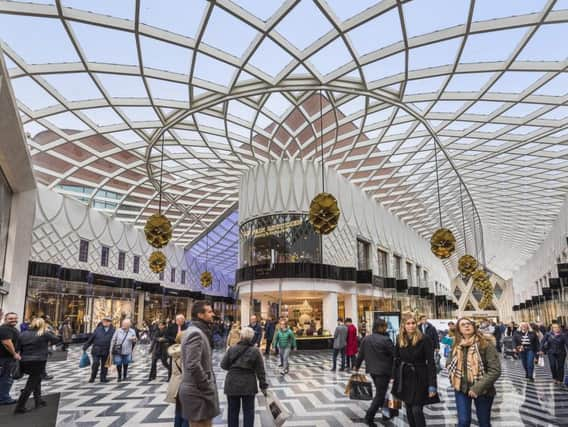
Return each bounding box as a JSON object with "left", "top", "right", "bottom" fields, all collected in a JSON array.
[
  {"left": 419, "top": 315, "right": 439, "bottom": 352},
  {"left": 0, "top": 312, "right": 21, "bottom": 405},
  {"left": 148, "top": 321, "right": 170, "bottom": 381},
  {"left": 248, "top": 315, "right": 262, "bottom": 347},
  {"left": 355, "top": 319, "right": 395, "bottom": 425},
  {"left": 166, "top": 314, "right": 189, "bottom": 344},
  {"left": 83, "top": 317, "right": 115, "bottom": 383},
  {"left": 331, "top": 318, "right": 348, "bottom": 371},
  {"left": 263, "top": 317, "right": 275, "bottom": 356}
]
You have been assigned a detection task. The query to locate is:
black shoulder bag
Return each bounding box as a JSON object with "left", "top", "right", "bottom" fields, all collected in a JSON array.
[{"left": 112, "top": 331, "right": 129, "bottom": 355}]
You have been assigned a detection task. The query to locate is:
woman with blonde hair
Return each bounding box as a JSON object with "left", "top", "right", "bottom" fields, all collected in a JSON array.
[
  {"left": 226, "top": 321, "right": 241, "bottom": 348},
  {"left": 14, "top": 317, "right": 60, "bottom": 414},
  {"left": 512, "top": 322, "right": 539, "bottom": 381},
  {"left": 448, "top": 318, "right": 501, "bottom": 427},
  {"left": 392, "top": 314, "right": 438, "bottom": 427},
  {"left": 165, "top": 333, "right": 188, "bottom": 427}
]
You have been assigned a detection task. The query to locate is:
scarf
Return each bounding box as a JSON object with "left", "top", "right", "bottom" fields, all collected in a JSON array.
[
  {"left": 192, "top": 320, "right": 213, "bottom": 348},
  {"left": 448, "top": 336, "right": 485, "bottom": 391}
]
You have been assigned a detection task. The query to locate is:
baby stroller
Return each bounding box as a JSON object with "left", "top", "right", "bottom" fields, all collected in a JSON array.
[{"left": 503, "top": 336, "right": 517, "bottom": 359}]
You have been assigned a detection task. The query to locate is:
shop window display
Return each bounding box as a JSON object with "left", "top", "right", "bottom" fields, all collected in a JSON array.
[
  {"left": 0, "top": 169, "right": 11, "bottom": 280},
  {"left": 240, "top": 214, "right": 321, "bottom": 267}
]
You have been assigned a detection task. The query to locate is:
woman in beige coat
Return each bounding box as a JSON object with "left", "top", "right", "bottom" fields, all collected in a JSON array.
[
  {"left": 165, "top": 333, "right": 187, "bottom": 427},
  {"left": 226, "top": 321, "right": 241, "bottom": 349}
]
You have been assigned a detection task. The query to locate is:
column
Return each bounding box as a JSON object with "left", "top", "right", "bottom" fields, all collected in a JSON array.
[
  {"left": 344, "top": 292, "right": 358, "bottom": 324},
  {"left": 322, "top": 292, "right": 338, "bottom": 335},
  {"left": 137, "top": 292, "right": 145, "bottom": 324},
  {"left": 186, "top": 299, "right": 193, "bottom": 320},
  {"left": 240, "top": 297, "right": 250, "bottom": 325},
  {"left": 260, "top": 298, "right": 271, "bottom": 320}
]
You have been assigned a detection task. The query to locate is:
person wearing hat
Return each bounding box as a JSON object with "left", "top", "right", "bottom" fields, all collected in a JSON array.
[{"left": 83, "top": 316, "right": 115, "bottom": 383}]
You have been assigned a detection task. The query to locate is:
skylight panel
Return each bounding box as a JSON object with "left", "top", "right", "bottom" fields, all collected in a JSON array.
[
  {"left": 71, "top": 22, "right": 139, "bottom": 66},
  {"left": 146, "top": 78, "right": 189, "bottom": 103},
  {"left": 490, "top": 71, "right": 544, "bottom": 93},
  {"left": 517, "top": 23, "right": 568, "bottom": 61},
  {"left": 404, "top": 76, "right": 446, "bottom": 95},
  {"left": 429, "top": 100, "right": 465, "bottom": 113},
  {"left": 195, "top": 113, "right": 226, "bottom": 131},
  {"left": 403, "top": 0, "right": 469, "bottom": 38},
  {"left": 119, "top": 107, "right": 160, "bottom": 123},
  {"left": 230, "top": 0, "right": 282, "bottom": 21},
  {"left": 308, "top": 38, "right": 353, "bottom": 75},
  {"left": 365, "top": 107, "right": 394, "bottom": 125},
  {"left": 62, "top": 0, "right": 135, "bottom": 20},
  {"left": 539, "top": 106, "right": 568, "bottom": 120},
  {"left": 42, "top": 73, "right": 102, "bottom": 102},
  {"left": 247, "top": 37, "right": 294, "bottom": 77},
  {"left": 46, "top": 111, "right": 90, "bottom": 131},
  {"left": 500, "top": 103, "right": 542, "bottom": 117},
  {"left": 534, "top": 72, "right": 568, "bottom": 96},
  {"left": 139, "top": 0, "right": 206, "bottom": 38},
  {"left": 97, "top": 74, "right": 148, "bottom": 98},
  {"left": 0, "top": 15, "right": 79, "bottom": 64},
  {"left": 193, "top": 53, "right": 237, "bottom": 87},
  {"left": 466, "top": 101, "right": 503, "bottom": 115},
  {"left": 11, "top": 77, "right": 59, "bottom": 110},
  {"left": 81, "top": 107, "right": 124, "bottom": 127},
  {"left": 202, "top": 7, "right": 258, "bottom": 58},
  {"left": 338, "top": 97, "right": 365, "bottom": 117},
  {"left": 508, "top": 125, "right": 541, "bottom": 135},
  {"left": 110, "top": 130, "right": 144, "bottom": 145},
  {"left": 228, "top": 100, "right": 256, "bottom": 123},
  {"left": 445, "top": 72, "right": 493, "bottom": 92},
  {"left": 140, "top": 36, "right": 192, "bottom": 74},
  {"left": 263, "top": 92, "right": 292, "bottom": 117},
  {"left": 362, "top": 52, "right": 405, "bottom": 83},
  {"left": 325, "top": 0, "right": 378, "bottom": 21},
  {"left": 409, "top": 38, "right": 461, "bottom": 71},
  {"left": 473, "top": 0, "right": 547, "bottom": 21},
  {"left": 347, "top": 8, "right": 403, "bottom": 56},
  {"left": 460, "top": 27, "right": 526, "bottom": 63},
  {"left": 274, "top": 1, "right": 333, "bottom": 51}
]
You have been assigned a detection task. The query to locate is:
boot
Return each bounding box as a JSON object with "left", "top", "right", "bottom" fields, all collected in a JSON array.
[
  {"left": 14, "top": 390, "right": 31, "bottom": 414},
  {"left": 34, "top": 398, "right": 47, "bottom": 408},
  {"left": 122, "top": 364, "right": 128, "bottom": 380},
  {"left": 116, "top": 365, "right": 122, "bottom": 382}
]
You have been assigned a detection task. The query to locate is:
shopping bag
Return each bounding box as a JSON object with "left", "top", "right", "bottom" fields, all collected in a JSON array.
[
  {"left": 104, "top": 354, "right": 112, "bottom": 369},
  {"left": 265, "top": 391, "right": 290, "bottom": 427},
  {"left": 347, "top": 374, "right": 373, "bottom": 401},
  {"left": 79, "top": 351, "right": 91, "bottom": 368},
  {"left": 538, "top": 356, "right": 545, "bottom": 367}
]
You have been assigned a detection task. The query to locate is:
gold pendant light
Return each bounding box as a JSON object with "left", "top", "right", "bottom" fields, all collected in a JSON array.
[
  {"left": 149, "top": 251, "right": 167, "bottom": 273},
  {"left": 201, "top": 233, "right": 212, "bottom": 288},
  {"left": 458, "top": 254, "right": 478, "bottom": 276},
  {"left": 309, "top": 90, "right": 340, "bottom": 235}
]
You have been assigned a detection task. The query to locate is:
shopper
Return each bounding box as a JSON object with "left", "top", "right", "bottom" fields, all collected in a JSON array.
[
  {"left": 345, "top": 318, "right": 358, "bottom": 370},
  {"left": 264, "top": 316, "right": 276, "bottom": 356},
  {"left": 149, "top": 321, "right": 170, "bottom": 381},
  {"left": 248, "top": 315, "right": 262, "bottom": 347},
  {"left": 331, "top": 318, "right": 347, "bottom": 371},
  {"left": 14, "top": 317, "right": 60, "bottom": 414},
  {"left": 272, "top": 319, "right": 297, "bottom": 375},
  {"left": 221, "top": 326, "right": 268, "bottom": 427},
  {"left": 167, "top": 314, "right": 190, "bottom": 343},
  {"left": 179, "top": 301, "right": 220, "bottom": 427},
  {"left": 505, "top": 322, "right": 517, "bottom": 337},
  {"left": 110, "top": 318, "right": 137, "bottom": 382},
  {"left": 60, "top": 318, "right": 73, "bottom": 352},
  {"left": 227, "top": 321, "right": 241, "bottom": 348},
  {"left": 448, "top": 317, "right": 501, "bottom": 427},
  {"left": 0, "top": 312, "right": 21, "bottom": 405},
  {"left": 165, "top": 333, "right": 188, "bottom": 427},
  {"left": 419, "top": 315, "right": 440, "bottom": 353},
  {"left": 492, "top": 321, "right": 502, "bottom": 354},
  {"left": 392, "top": 314, "right": 438, "bottom": 427},
  {"left": 539, "top": 323, "right": 568, "bottom": 385},
  {"left": 441, "top": 322, "right": 455, "bottom": 358},
  {"left": 513, "top": 322, "right": 539, "bottom": 381},
  {"left": 83, "top": 316, "right": 115, "bottom": 383},
  {"left": 355, "top": 319, "right": 394, "bottom": 426}
]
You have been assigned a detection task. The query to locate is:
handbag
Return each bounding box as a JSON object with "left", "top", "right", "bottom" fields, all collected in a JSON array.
[
  {"left": 79, "top": 351, "right": 91, "bottom": 368},
  {"left": 112, "top": 331, "right": 129, "bottom": 355},
  {"left": 538, "top": 356, "right": 545, "bottom": 367},
  {"left": 11, "top": 360, "right": 23, "bottom": 380},
  {"left": 347, "top": 373, "right": 373, "bottom": 401},
  {"left": 265, "top": 391, "right": 290, "bottom": 427}
]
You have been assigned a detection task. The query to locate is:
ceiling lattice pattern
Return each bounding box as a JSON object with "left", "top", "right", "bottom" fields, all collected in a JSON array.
[{"left": 1, "top": 0, "right": 567, "bottom": 279}]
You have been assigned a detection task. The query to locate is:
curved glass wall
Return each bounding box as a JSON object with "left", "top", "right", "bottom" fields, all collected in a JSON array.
[
  {"left": 0, "top": 170, "right": 12, "bottom": 279},
  {"left": 239, "top": 214, "right": 321, "bottom": 267}
]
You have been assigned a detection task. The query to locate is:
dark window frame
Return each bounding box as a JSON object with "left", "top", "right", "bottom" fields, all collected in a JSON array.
[
  {"left": 118, "top": 251, "right": 126, "bottom": 271},
  {"left": 101, "top": 246, "right": 110, "bottom": 267},
  {"left": 79, "top": 239, "right": 89, "bottom": 263},
  {"left": 133, "top": 255, "right": 140, "bottom": 274}
]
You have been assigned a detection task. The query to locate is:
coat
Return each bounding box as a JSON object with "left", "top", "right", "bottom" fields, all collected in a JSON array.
[
  {"left": 541, "top": 332, "right": 568, "bottom": 355},
  {"left": 166, "top": 321, "right": 190, "bottom": 344},
  {"left": 150, "top": 328, "right": 169, "bottom": 357},
  {"left": 110, "top": 328, "right": 137, "bottom": 356},
  {"left": 451, "top": 340, "right": 501, "bottom": 397},
  {"left": 392, "top": 336, "right": 438, "bottom": 405},
  {"left": 19, "top": 330, "right": 60, "bottom": 362},
  {"left": 227, "top": 328, "right": 241, "bottom": 348},
  {"left": 355, "top": 332, "right": 394, "bottom": 376},
  {"left": 179, "top": 324, "right": 220, "bottom": 422},
  {"left": 333, "top": 324, "right": 348, "bottom": 350},
  {"left": 512, "top": 330, "right": 539, "bottom": 353},
  {"left": 346, "top": 324, "right": 358, "bottom": 356},
  {"left": 264, "top": 321, "right": 276, "bottom": 342},
  {"left": 165, "top": 344, "right": 182, "bottom": 404},
  {"left": 249, "top": 322, "right": 262, "bottom": 346},
  {"left": 61, "top": 324, "right": 73, "bottom": 343},
  {"left": 420, "top": 322, "right": 440, "bottom": 350},
  {"left": 221, "top": 341, "right": 268, "bottom": 396},
  {"left": 83, "top": 325, "right": 115, "bottom": 356}
]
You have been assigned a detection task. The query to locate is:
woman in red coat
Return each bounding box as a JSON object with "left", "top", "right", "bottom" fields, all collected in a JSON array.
[{"left": 345, "top": 318, "right": 359, "bottom": 370}]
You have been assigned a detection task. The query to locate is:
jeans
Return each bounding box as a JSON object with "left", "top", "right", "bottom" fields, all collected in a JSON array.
[
  {"left": 520, "top": 350, "right": 535, "bottom": 378},
  {"left": 113, "top": 353, "right": 131, "bottom": 366},
  {"left": 406, "top": 404, "right": 426, "bottom": 427},
  {"left": 227, "top": 395, "right": 255, "bottom": 427},
  {"left": 91, "top": 353, "right": 109, "bottom": 381},
  {"left": 548, "top": 353, "right": 566, "bottom": 382},
  {"left": 366, "top": 374, "right": 390, "bottom": 420},
  {"left": 280, "top": 347, "right": 291, "bottom": 371},
  {"left": 332, "top": 348, "right": 345, "bottom": 370},
  {"left": 454, "top": 390, "right": 494, "bottom": 427},
  {"left": 0, "top": 357, "right": 16, "bottom": 403},
  {"left": 16, "top": 360, "right": 46, "bottom": 409},
  {"left": 174, "top": 395, "right": 189, "bottom": 427}
]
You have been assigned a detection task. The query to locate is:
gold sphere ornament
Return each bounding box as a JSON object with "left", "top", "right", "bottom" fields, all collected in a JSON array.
[
  {"left": 309, "top": 192, "right": 340, "bottom": 235},
  {"left": 149, "top": 251, "right": 167, "bottom": 273},
  {"left": 144, "top": 214, "right": 173, "bottom": 249},
  {"left": 200, "top": 271, "right": 213, "bottom": 288},
  {"left": 458, "top": 255, "right": 478, "bottom": 276},
  {"left": 475, "top": 278, "right": 493, "bottom": 309},
  {"left": 471, "top": 268, "right": 488, "bottom": 285},
  {"left": 430, "top": 228, "right": 456, "bottom": 259}
]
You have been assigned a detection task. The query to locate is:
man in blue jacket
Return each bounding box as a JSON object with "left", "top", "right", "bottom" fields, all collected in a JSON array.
[
  {"left": 264, "top": 316, "right": 276, "bottom": 356},
  {"left": 83, "top": 316, "right": 115, "bottom": 383},
  {"left": 248, "top": 315, "right": 262, "bottom": 347}
]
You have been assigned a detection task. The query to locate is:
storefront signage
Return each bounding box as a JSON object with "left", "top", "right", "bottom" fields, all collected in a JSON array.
[{"left": 242, "top": 218, "right": 304, "bottom": 239}]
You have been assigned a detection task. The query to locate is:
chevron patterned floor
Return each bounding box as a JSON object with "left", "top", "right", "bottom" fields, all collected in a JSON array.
[{"left": 9, "top": 345, "right": 568, "bottom": 426}]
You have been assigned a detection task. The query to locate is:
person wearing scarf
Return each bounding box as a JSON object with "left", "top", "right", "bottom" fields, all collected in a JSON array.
[
  {"left": 539, "top": 323, "right": 568, "bottom": 385},
  {"left": 448, "top": 318, "right": 501, "bottom": 427}
]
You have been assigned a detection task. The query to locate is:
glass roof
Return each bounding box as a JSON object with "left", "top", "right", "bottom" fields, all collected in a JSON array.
[{"left": 1, "top": 0, "right": 567, "bottom": 281}]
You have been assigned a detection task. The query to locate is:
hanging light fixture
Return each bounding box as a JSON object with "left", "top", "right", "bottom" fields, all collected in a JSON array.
[
  {"left": 309, "top": 90, "right": 340, "bottom": 235},
  {"left": 200, "top": 233, "right": 212, "bottom": 288},
  {"left": 430, "top": 139, "right": 456, "bottom": 259},
  {"left": 145, "top": 135, "right": 173, "bottom": 249},
  {"left": 149, "top": 251, "right": 167, "bottom": 274},
  {"left": 457, "top": 183, "right": 478, "bottom": 275}
]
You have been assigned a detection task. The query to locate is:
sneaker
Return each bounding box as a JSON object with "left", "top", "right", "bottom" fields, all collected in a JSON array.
[
  {"left": 278, "top": 364, "right": 283, "bottom": 368},
  {"left": 280, "top": 370, "right": 286, "bottom": 376},
  {"left": 330, "top": 367, "right": 336, "bottom": 372},
  {"left": 0, "top": 398, "right": 17, "bottom": 405},
  {"left": 14, "top": 406, "right": 30, "bottom": 414},
  {"left": 284, "top": 368, "right": 289, "bottom": 374},
  {"left": 88, "top": 378, "right": 95, "bottom": 383}
]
